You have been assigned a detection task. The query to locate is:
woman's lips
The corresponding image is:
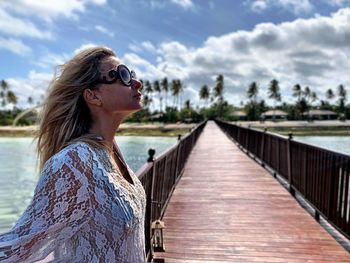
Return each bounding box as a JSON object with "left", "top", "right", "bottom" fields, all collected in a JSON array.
[{"left": 134, "top": 94, "right": 142, "bottom": 100}]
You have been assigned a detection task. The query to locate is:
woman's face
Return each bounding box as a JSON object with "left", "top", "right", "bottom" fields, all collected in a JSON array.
[{"left": 95, "top": 57, "right": 143, "bottom": 114}]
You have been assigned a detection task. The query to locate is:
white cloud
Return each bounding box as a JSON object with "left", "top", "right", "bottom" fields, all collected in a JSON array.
[
  {"left": 132, "top": 8, "right": 350, "bottom": 107},
  {"left": 129, "top": 41, "right": 158, "bottom": 54},
  {"left": 0, "top": 9, "right": 52, "bottom": 39},
  {"left": 0, "top": 0, "right": 91, "bottom": 22},
  {"left": 245, "top": 0, "right": 313, "bottom": 15},
  {"left": 0, "top": 37, "right": 31, "bottom": 55},
  {"left": 6, "top": 71, "right": 53, "bottom": 108},
  {"left": 33, "top": 52, "right": 71, "bottom": 69},
  {"left": 10, "top": 7, "right": 350, "bottom": 109},
  {"left": 328, "top": 0, "right": 350, "bottom": 6},
  {"left": 95, "top": 25, "right": 115, "bottom": 37},
  {"left": 170, "top": 0, "right": 194, "bottom": 9},
  {"left": 251, "top": 0, "right": 268, "bottom": 12}
]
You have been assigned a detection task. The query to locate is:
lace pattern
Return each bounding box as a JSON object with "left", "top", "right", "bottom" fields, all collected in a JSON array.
[{"left": 0, "top": 142, "right": 146, "bottom": 263}]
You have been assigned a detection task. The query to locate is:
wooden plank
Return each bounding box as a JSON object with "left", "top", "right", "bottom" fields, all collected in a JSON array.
[{"left": 154, "top": 121, "right": 350, "bottom": 262}]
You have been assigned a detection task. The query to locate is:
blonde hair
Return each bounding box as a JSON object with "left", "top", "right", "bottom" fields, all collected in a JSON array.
[{"left": 36, "top": 46, "right": 116, "bottom": 171}]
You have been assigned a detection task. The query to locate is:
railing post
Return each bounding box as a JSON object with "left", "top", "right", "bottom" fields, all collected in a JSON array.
[
  {"left": 245, "top": 125, "right": 250, "bottom": 152},
  {"left": 260, "top": 128, "right": 267, "bottom": 167},
  {"left": 315, "top": 210, "right": 320, "bottom": 222},
  {"left": 147, "top": 148, "right": 156, "bottom": 262},
  {"left": 148, "top": 148, "right": 156, "bottom": 162},
  {"left": 287, "top": 133, "right": 295, "bottom": 197},
  {"left": 174, "top": 135, "right": 182, "bottom": 183}
]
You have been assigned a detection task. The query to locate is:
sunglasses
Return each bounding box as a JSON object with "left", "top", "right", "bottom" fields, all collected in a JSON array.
[{"left": 94, "top": 64, "right": 136, "bottom": 87}]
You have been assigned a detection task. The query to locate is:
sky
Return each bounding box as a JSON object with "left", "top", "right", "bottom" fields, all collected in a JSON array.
[{"left": 0, "top": 0, "right": 350, "bottom": 109}]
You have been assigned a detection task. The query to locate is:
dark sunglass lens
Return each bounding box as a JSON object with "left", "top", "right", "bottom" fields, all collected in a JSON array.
[{"left": 119, "top": 66, "right": 130, "bottom": 84}]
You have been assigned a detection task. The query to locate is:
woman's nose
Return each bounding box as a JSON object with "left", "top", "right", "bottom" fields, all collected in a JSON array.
[{"left": 132, "top": 79, "right": 142, "bottom": 90}]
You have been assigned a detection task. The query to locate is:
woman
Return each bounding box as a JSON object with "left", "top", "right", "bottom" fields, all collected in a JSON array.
[{"left": 0, "top": 47, "right": 146, "bottom": 262}]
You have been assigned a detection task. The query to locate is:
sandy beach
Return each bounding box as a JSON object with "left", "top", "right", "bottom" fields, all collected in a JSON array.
[
  {"left": 1, "top": 120, "right": 350, "bottom": 136},
  {"left": 0, "top": 123, "right": 196, "bottom": 137},
  {"left": 234, "top": 120, "right": 350, "bottom": 127}
]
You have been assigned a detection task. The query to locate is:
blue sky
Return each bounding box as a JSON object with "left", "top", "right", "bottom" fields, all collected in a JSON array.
[{"left": 1, "top": 0, "right": 350, "bottom": 109}]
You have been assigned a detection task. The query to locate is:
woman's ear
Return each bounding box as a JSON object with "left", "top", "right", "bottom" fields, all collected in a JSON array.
[{"left": 83, "top": 89, "right": 102, "bottom": 106}]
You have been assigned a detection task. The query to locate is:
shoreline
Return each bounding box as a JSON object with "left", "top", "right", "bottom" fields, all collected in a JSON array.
[
  {"left": 234, "top": 120, "right": 350, "bottom": 136},
  {"left": 1, "top": 120, "right": 350, "bottom": 137},
  {"left": 0, "top": 123, "right": 196, "bottom": 137}
]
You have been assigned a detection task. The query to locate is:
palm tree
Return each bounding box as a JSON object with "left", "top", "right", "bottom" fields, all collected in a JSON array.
[
  {"left": 310, "top": 91, "right": 317, "bottom": 104},
  {"left": 325, "top": 88, "right": 335, "bottom": 101},
  {"left": 6, "top": 90, "right": 17, "bottom": 106},
  {"left": 247, "top": 82, "right": 259, "bottom": 120},
  {"left": 337, "top": 84, "right": 347, "bottom": 116},
  {"left": 303, "top": 86, "right": 311, "bottom": 101},
  {"left": 199, "top": 85, "right": 210, "bottom": 108},
  {"left": 178, "top": 80, "right": 185, "bottom": 110},
  {"left": 144, "top": 80, "right": 153, "bottom": 111},
  {"left": 338, "top": 84, "right": 347, "bottom": 101},
  {"left": 247, "top": 82, "right": 258, "bottom": 103},
  {"left": 142, "top": 94, "right": 152, "bottom": 109},
  {"left": 27, "top": 96, "right": 34, "bottom": 106},
  {"left": 292, "top": 84, "right": 302, "bottom": 102},
  {"left": 171, "top": 79, "right": 180, "bottom": 109},
  {"left": 268, "top": 79, "right": 281, "bottom": 121},
  {"left": 213, "top": 74, "right": 224, "bottom": 100},
  {"left": 161, "top": 77, "right": 169, "bottom": 109},
  {"left": 153, "top": 80, "right": 162, "bottom": 112},
  {"left": 185, "top": 99, "right": 191, "bottom": 109},
  {"left": 1, "top": 80, "right": 9, "bottom": 107}
]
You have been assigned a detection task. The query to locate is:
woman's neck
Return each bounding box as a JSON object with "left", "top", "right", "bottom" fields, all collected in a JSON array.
[{"left": 89, "top": 114, "right": 124, "bottom": 151}]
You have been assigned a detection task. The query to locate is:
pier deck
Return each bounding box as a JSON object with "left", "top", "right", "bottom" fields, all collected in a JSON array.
[{"left": 154, "top": 121, "right": 350, "bottom": 262}]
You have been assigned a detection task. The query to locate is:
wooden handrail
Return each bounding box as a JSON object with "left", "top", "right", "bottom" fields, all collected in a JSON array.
[
  {"left": 136, "top": 120, "right": 207, "bottom": 261},
  {"left": 215, "top": 119, "right": 350, "bottom": 240}
]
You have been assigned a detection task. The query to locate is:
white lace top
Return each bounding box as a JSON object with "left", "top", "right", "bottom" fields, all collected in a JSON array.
[{"left": 0, "top": 142, "right": 146, "bottom": 263}]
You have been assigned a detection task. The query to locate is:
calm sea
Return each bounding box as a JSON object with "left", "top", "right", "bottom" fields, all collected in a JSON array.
[
  {"left": 294, "top": 136, "right": 350, "bottom": 155},
  {"left": 0, "top": 136, "right": 176, "bottom": 233},
  {"left": 0, "top": 136, "right": 349, "bottom": 233}
]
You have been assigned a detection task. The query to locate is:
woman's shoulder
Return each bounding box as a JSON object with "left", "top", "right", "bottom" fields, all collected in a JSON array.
[{"left": 44, "top": 142, "right": 97, "bottom": 172}]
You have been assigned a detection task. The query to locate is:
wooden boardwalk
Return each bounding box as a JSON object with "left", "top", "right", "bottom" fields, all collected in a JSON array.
[{"left": 154, "top": 121, "right": 350, "bottom": 262}]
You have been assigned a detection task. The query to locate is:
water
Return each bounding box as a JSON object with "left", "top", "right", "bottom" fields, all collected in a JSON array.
[
  {"left": 0, "top": 136, "right": 176, "bottom": 233},
  {"left": 294, "top": 136, "right": 350, "bottom": 156}
]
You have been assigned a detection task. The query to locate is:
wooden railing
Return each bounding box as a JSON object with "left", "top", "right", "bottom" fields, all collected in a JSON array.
[
  {"left": 136, "top": 121, "right": 207, "bottom": 260},
  {"left": 215, "top": 119, "right": 350, "bottom": 240}
]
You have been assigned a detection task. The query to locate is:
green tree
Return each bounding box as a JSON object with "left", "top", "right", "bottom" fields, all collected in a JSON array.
[
  {"left": 144, "top": 80, "right": 153, "bottom": 111},
  {"left": 337, "top": 84, "right": 347, "bottom": 117},
  {"left": 199, "top": 85, "right": 210, "bottom": 107},
  {"left": 161, "top": 77, "right": 169, "bottom": 109},
  {"left": 1, "top": 80, "right": 9, "bottom": 107},
  {"left": 310, "top": 91, "right": 318, "bottom": 104},
  {"left": 153, "top": 80, "right": 162, "bottom": 112},
  {"left": 303, "top": 86, "right": 311, "bottom": 102},
  {"left": 27, "top": 96, "right": 34, "bottom": 106},
  {"left": 268, "top": 79, "right": 281, "bottom": 121},
  {"left": 142, "top": 94, "right": 152, "bottom": 109},
  {"left": 213, "top": 74, "right": 224, "bottom": 116},
  {"left": 213, "top": 74, "right": 224, "bottom": 100},
  {"left": 6, "top": 90, "right": 18, "bottom": 106},
  {"left": 171, "top": 79, "right": 181, "bottom": 109},
  {"left": 292, "top": 84, "right": 302, "bottom": 102},
  {"left": 326, "top": 88, "right": 335, "bottom": 100},
  {"left": 246, "top": 82, "right": 259, "bottom": 120},
  {"left": 247, "top": 82, "right": 258, "bottom": 103}
]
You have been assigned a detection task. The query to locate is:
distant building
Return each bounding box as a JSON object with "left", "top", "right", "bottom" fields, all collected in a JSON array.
[
  {"left": 261, "top": 110, "right": 288, "bottom": 121},
  {"left": 230, "top": 110, "right": 247, "bottom": 120},
  {"left": 302, "top": 110, "right": 338, "bottom": 120}
]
